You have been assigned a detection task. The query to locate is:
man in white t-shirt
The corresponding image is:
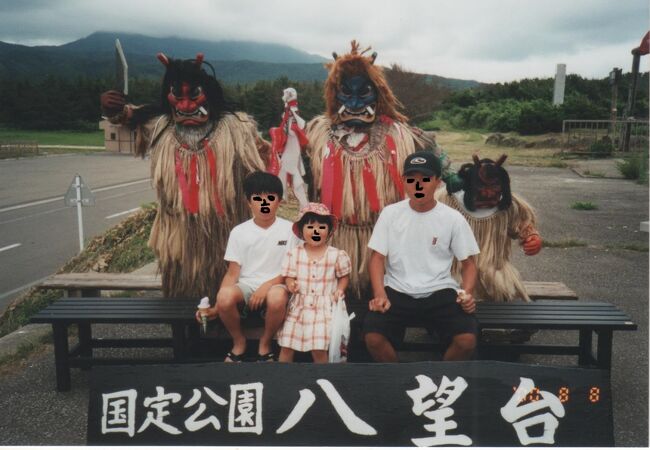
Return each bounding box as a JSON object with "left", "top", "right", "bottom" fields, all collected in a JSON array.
[
  {"left": 363, "top": 151, "right": 480, "bottom": 362},
  {"left": 197, "top": 172, "right": 298, "bottom": 362}
]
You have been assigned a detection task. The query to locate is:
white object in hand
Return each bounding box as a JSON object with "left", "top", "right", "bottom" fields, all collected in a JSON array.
[{"left": 197, "top": 296, "right": 210, "bottom": 333}]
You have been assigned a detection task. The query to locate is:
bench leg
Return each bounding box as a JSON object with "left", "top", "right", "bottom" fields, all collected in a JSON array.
[
  {"left": 171, "top": 322, "right": 186, "bottom": 361},
  {"left": 66, "top": 288, "right": 101, "bottom": 298},
  {"left": 187, "top": 324, "right": 201, "bottom": 357},
  {"left": 52, "top": 324, "right": 71, "bottom": 392},
  {"left": 596, "top": 330, "right": 613, "bottom": 369},
  {"left": 578, "top": 329, "right": 593, "bottom": 365},
  {"left": 78, "top": 323, "right": 92, "bottom": 370}
]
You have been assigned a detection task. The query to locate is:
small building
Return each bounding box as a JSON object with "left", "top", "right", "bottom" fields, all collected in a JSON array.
[{"left": 99, "top": 120, "right": 136, "bottom": 153}]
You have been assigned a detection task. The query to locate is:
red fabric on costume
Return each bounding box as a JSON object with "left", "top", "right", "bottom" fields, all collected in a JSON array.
[
  {"left": 291, "top": 122, "right": 309, "bottom": 148},
  {"left": 320, "top": 142, "right": 336, "bottom": 210},
  {"left": 204, "top": 141, "right": 224, "bottom": 216},
  {"left": 174, "top": 146, "right": 200, "bottom": 214},
  {"left": 362, "top": 160, "right": 380, "bottom": 212},
  {"left": 331, "top": 150, "right": 344, "bottom": 218},
  {"left": 267, "top": 127, "right": 285, "bottom": 175},
  {"left": 385, "top": 134, "right": 404, "bottom": 199},
  {"left": 348, "top": 169, "right": 358, "bottom": 224}
]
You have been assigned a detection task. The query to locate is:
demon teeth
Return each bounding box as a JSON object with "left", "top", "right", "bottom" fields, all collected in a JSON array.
[
  {"left": 366, "top": 105, "right": 375, "bottom": 115},
  {"left": 199, "top": 106, "right": 208, "bottom": 115},
  {"left": 338, "top": 105, "right": 346, "bottom": 114}
]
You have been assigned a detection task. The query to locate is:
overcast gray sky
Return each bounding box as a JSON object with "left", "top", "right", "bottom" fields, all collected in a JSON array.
[{"left": 0, "top": 0, "right": 648, "bottom": 82}]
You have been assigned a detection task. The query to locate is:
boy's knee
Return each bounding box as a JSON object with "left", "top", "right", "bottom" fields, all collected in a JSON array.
[
  {"left": 451, "top": 333, "right": 477, "bottom": 352},
  {"left": 364, "top": 332, "right": 388, "bottom": 351},
  {"left": 216, "top": 286, "right": 240, "bottom": 311},
  {"left": 266, "top": 286, "right": 288, "bottom": 311}
]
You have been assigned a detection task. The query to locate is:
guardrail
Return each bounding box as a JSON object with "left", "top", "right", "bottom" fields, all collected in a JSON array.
[
  {"left": 0, "top": 140, "right": 39, "bottom": 158},
  {"left": 562, "top": 119, "right": 648, "bottom": 153}
]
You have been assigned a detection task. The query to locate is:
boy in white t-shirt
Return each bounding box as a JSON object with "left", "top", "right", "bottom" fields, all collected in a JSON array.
[
  {"left": 197, "top": 172, "right": 297, "bottom": 362},
  {"left": 363, "top": 151, "right": 480, "bottom": 362}
]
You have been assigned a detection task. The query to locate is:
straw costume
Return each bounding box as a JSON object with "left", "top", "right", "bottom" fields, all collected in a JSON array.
[
  {"left": 306, "top": 41, "right": 458, "bottom": 298},
  {"left": 101, "top": 53, "right": 269, "bottom": 299},
  {"left": 436, "top": 154, "right": 542, "bottom": 302}
]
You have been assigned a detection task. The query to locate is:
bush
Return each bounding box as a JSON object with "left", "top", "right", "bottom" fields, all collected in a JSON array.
[
  {"left": 588, "top": 138, "right": 614, "bottom": 158},
  {"left": 617, "top": 149, "right": 649, "bottom": 182},
  {"left": 518, "top": 100, "right": 562, "bottom": 134},
  {"left": 571, "top": 201, "right": 598, "bottom": 210}
]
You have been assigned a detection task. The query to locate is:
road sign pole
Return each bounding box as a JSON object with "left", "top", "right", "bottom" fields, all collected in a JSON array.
[{"left": 75, "top": 174, "right": 85, "bottom": 252}]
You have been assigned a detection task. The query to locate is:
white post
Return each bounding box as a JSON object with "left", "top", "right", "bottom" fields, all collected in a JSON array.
[
  {"left": 553, "top": 63, "right": 566, "bottom": 106},
  {"left": 75, "top": 174, "right": 85, "bottom": 252}
]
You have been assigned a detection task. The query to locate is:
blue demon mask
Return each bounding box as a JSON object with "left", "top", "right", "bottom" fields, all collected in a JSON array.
[{"left": 335, "top": 75, "right": 378, "bottom": 126}]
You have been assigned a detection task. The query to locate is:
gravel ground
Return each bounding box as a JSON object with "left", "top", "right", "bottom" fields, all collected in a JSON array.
[{"left": 0, "top": 164, "right": 647, "bottom": 446}]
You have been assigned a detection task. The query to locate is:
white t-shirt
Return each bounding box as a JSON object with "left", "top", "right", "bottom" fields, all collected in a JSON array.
[
  {"left": 224, "top": 217, "right": 298, "bottom": 289},
  {"left": 368, "top": 199, "right": 480, "bottom": 297}
]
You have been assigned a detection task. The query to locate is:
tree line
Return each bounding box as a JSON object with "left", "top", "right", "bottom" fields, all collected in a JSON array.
[
  {"left": 438, "top": 73, "right": 649, "bottom": 134},
  {"left": 0, "top": 69, "right": 646, "bottom": 135},
  {"left": 0, "top": 65, "right": 450, "bottom": 134}
]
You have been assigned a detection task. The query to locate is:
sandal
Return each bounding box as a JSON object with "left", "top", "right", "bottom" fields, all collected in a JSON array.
[
  {"left": 257, "top": 352, "right": 276, "bottom": 362},
  {"left": 224, "top": 351, "right": 245, "bottom": 363}
]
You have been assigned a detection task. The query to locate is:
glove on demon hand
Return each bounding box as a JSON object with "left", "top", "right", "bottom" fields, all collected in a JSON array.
[
  {"left": 100, "top": 90, "right": 127, "bottom": 117},
  {"left": 522, "top": 234, "right": 542, "bottom": 256}
]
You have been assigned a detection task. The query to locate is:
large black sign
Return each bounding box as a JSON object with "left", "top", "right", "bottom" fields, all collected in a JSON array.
[{"left": 88, "top": 361, "right": 612, "bottom": 446}]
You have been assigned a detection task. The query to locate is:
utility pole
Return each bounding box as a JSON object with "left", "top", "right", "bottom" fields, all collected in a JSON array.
[
  {"left": 608, "top": 68, "right": 621, "bottom": 135},
  {"left": 622, "top": 31, "right": 649, "bottom": 152}
]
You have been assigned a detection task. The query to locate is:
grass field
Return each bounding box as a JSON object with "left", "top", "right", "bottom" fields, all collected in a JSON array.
[
  {"left": 0, "top": 128, "right": 104, "bottom": 146},
  {"left": 418, "top": 117, "right": 569, "bottom": 168},
  {"left": 434, "top": 130, "right": 568, "bottom": 168}
]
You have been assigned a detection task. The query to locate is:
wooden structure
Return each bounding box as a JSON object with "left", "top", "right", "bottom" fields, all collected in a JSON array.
[
  {"left": 99, "top": 120, "right": 136, "bottom": 153},
  {"left": 39, "top": 272, "right": 578, "bottom": 300}
]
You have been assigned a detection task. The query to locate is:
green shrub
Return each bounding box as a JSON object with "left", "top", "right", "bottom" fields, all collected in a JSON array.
[
  {"left": 588, "top": 138, "right": 614, "bottom": 158},
  {"left": 617, "top": 149, "right": 649, "bottom": 183},
  {"left": 571, "top": 201, "right": 598, "bottom": 210}
]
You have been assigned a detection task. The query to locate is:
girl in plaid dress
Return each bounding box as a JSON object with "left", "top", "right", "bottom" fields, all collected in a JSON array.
[{"left": 278, "top": 203, "right": 351, "bottom": 363}]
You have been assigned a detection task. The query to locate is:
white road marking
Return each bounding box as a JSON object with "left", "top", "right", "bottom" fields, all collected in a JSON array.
[
  {"left": 0, "top": 243, "right": 21, "bottom": 253},
  {"left": 92, "top": 179, "right": 150, "bottom": 193},
  {"left": 106, "top": 207, "right": 141, "bottom": 219},
  {"left": 0, "top": 178, "right": 150, "bottom": 213},
  {"left": 0, "top": 206, "right": 68, "bottom": 226},
  {"left": 0, "top": 276, "right": 50, "bottom": 302}
]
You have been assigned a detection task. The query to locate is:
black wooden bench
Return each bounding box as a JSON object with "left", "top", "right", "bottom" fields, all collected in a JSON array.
[
  {"left": 395, "top": 300, "right": 637, "bottom": 369},
  {"left": 31, "top": 297, "right": 636, "bottom": 391},
  {"left": 30, "top": 298, "right": 196, "bottom": 391}
]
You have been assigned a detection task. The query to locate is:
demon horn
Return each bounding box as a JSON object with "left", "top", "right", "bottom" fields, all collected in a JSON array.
[
  {"left": 332, "top": 52, "right": 338, "bottom": 60},
  {"left": 370, "top": 52, "right": 378, "bottom": 64},
  {"left": 496, "top": 154, "right": 508, "bottom": 166},
  {"left": 472, "top": 153, "right": 480, "bottom": 166},
  {"left": 194, "top": 53, "right": 204, "bottom": 66},
  {"left": 157, "top": 52, "right": 169, "bottom": 66}
]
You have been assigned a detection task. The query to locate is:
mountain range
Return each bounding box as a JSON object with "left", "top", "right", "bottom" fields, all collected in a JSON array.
[{"left": 0, "top": 32, "right": 480, "bottom": 89}]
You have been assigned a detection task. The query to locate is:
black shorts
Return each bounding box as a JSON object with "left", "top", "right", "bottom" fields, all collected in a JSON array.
[{"left": 362, "top": 287, "right": 478, "bottom": 349}]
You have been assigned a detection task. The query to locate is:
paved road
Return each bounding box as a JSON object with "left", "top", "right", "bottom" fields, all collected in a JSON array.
[
  {"left": 0, "top": 153, "right": 154, "bottom": 312},
  {"left": 0, "top": 164, "right": 647, "bottom": 446}
]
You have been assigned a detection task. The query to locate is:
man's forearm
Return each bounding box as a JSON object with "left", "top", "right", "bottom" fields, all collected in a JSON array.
[
  {"left": 220, "top": 272, "right": 238, "bottom": 289},
  {"left": 368, "top": 251, "right": 387, "bottom": 298},
  {"left": 460, "top": 256, "right": 478, "bottom": 295}
]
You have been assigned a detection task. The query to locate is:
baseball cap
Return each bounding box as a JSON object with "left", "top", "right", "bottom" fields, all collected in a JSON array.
[{"left": 403, "top": 151, "right": 442, "bottom": 177}]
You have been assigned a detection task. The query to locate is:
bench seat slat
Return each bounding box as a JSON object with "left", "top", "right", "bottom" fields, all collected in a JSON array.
[
  {"left": 40, "top": 274, "right": 579, "bottom": 300},
  {"left": 477, "top": 312, "right": 630, "bottom": 320}
]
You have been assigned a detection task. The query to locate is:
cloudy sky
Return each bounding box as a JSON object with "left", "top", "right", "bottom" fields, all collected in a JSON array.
[{"left": 0, "top": 0, "right": 648, "bottom": 82}]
